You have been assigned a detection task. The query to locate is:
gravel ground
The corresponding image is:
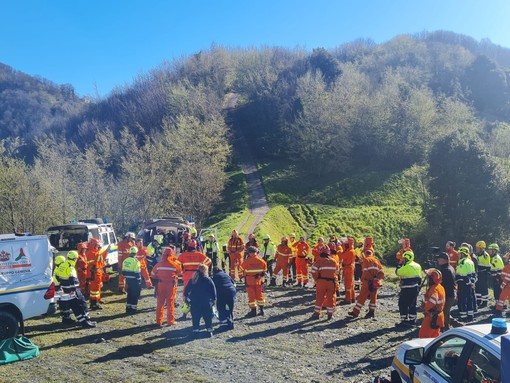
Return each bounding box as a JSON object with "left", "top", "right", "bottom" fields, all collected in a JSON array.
[{"left": 1, "top": 277, "right": 498, "bottom": 383}]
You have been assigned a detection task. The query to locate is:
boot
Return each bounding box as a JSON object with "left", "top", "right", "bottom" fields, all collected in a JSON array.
[
  {"left": 90, "top": 302, "right": 103, "bottom": 310},
  {"left": 347, "top": 310, "right": 359, "bottom": 318},
  {"left": 81, "top": 320, "right": 97, "bottom": 328},
  {"left": 258, "top": 306, "right": 265, "bottom": 316},
  {"left": 364, "top": 311, "right": 375, "bottom": 319},
  {"left": 245, "top": 308, "right": 257, "bottom": 318},
  {"left": 62, "top": 317, "right": 75, "bottom": 324},
  {"left": 327, "top": 313, "right": 333, "bottom": 321},
  {"left": 269, "top": 278, "right": 276, "bottom": 287},
  {"left": 310, "top": 312, "right": 320, "bottom": 320}
]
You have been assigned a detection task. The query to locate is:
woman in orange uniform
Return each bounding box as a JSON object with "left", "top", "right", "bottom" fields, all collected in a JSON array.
[
  {"left": 151, "top": 248, "right": 182, "bottom": 326},
  {"left": 419, "top": 269, "right": 446, "bottom": 338}
]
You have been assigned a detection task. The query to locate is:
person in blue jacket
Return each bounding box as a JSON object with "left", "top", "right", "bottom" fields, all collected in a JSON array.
[
  {"left": 212, "top": 267, "right": 237, "bottom": 330},
  {"left": 184, "top": 264, "right": 217, "bottom": 337}
]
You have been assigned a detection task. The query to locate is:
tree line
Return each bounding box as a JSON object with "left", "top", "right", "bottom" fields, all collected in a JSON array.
[{"left": 1, "top": 31, "right": 510, "bottom": 243}]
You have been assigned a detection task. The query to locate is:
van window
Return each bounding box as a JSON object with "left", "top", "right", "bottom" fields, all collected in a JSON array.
[
  {"left": 108, "top": 232, "right": 117, "bottom": 245},
  {"left": 89, "top": 228, "right": 100, "bottom": 241},
  {"left": 101, "top": 232, "right": 109, "bottom": 245},
  {"left": 48, "top": 228, "right": 88, "bottom": 251}
]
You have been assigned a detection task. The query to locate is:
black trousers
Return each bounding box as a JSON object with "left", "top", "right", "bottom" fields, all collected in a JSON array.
[
  {"left": 191, "top": 303, "right": 213, "bottom": 331},
  {"left": 217, "top": 288, "right": 236, "bottom": 325},
  {"left": 398, "top": 287, "right": 419, "bottom": 321},
  {"left": 126, "top": 278, "right": 141, "bottom": 309}
]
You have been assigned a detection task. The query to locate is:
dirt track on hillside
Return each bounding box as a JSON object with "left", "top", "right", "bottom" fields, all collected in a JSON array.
[{"left": 2, "top": 277, "right": 498, "bottom": 383}]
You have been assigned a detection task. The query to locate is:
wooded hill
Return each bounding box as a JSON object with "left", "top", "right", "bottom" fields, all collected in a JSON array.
[{"left": 1, "top": 31, "right": 510, "bottom": 258}]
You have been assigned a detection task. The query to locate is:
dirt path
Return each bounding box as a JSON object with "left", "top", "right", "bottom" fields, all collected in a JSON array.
[{"left": 234, "top": 134, "right": 270, "bottom": 236}]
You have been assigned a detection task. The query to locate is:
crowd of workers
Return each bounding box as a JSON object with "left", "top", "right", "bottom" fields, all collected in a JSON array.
[{"left": 52, "top": 229, "right": 510, "bottom": 339}]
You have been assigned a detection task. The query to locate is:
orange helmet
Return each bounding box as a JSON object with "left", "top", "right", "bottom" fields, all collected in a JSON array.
[
  {"left": 77, "top": 242, "right": 88, "bottom": 251},
  {"left": 88, "top": 238, "right": 101, "bottom": 248},
  {"left": 187, "top": 239, "right": 197, "bottom": 249},
  {"left": 427, "top": 269, "right": 442, "bottom": 285}
]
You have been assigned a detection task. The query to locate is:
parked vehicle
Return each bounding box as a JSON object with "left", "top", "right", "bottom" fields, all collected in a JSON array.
[
  {"left": 137, "top": 217, "right": 192, "bottom": 250},
  {"left": 0, "top": 234, "right": 56, "bottom": 340},
  {"left": 47, "top": 218, "right": 118, "bottom": 267},
  {"left": 391, "top": 319, "right": 508, "bottom": 382}
]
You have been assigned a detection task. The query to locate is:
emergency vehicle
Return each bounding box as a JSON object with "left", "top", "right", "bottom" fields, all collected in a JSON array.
[
  {"left": 391, "top": 319, "right": 508, "bottom": 382},
  {"left": 0, "top": 234, "right": 55, "bottom": 340},
  {"left": 47, "top": 218, "right": 119, "bottom": 267}
]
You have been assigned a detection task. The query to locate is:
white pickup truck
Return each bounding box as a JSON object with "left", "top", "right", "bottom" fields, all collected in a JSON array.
[{"left": 0, "top": 234, "right": 55, "bottom": 340}]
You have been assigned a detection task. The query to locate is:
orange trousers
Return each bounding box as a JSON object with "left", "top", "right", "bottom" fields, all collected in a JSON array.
[
  {"left": 273, "top": 257, "right": 290, "bottom": 281},
  {"left": 156, "top": 282, "right": 177, "bottom": 325},
  {"left": 182, "top": 273, "right": 193, "bottom": 300},
  {"left": 419, "top": 313, "right": 444, "bottom": 338},
  {"left": 77, "top": 271, "right": 88, "bottom": 293},
  {"left": 352, "top": 282, "right": 378, "bottom": 315},
  {"left": 296, "top": 257, "right": 309, "bottom": 283},
  {"left": 229, "top": 252, "right": 242, "bottom": 280},
  {"left": 496, "top": 285, "right": 510, "bottom": 311},
  {"left": 342, "top": 265, "right": 355, "bottom": 303},
  {"left": 315, "top": 279, "right": 336, "bottom": 315},
  {"left": 140, "top": 260, "right": 153, "bottom": 288},
  {"left": 246, "top": 284, "right": 265, "bottom": 308},
  {"left": 89, "top": 273, "right": 104, "bottom": 303}
]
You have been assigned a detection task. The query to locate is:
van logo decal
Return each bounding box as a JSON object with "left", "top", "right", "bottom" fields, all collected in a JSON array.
[
  {"left": 0, "top": 250, "right": 11, "bottom": 262},
  {"left": 15, "top": 248, "right": 26, "bottom": 261}
]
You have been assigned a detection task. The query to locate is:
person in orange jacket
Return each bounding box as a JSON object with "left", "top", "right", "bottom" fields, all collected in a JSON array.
[
  {"left": 292, "top": 236, "right": 311, "bottom": 288},
  {"left": 445, "top": 241, "right": 459, "bottom": 269},
  {"left": 135, "top": 238, "right": 153, "bottom": 288},
  {"left": 75, "top": 242, "right": 89, "bottom": 294},
  {"left": 419, "top": 269, "right": 446, "bottom": 338},
  {"left": 241, "top": 246, "right": 268, "bottom": 317},
  {"left": 117, "top": 232, "right": 136, "bottom": 294},
  {"left": 348, "top": 249, "right": 384, "bottom": 318},
  {"left": 227, "top": 230, "right": 245, "bottom": 281},
  {"left": 328, "top": 236, "right": 342, "bottom": 298},
  {"left": 310, "top": 246, "right": 339, "bottom": 320},
  {"left": 362, "top": 236, "right": 375, "bottom": 256},
  {"left": 495, "top": 252, "right": 510, "bottom": 317},
  {"left": 86, "top": 238, "right": 110, "bottom": 310},
  {"left": 396, "top": 238, "right": 412, "bottom": 265},
  {"left": 177, "top": 239, "right": 212, "bottom": 303},
  {"left": 245, "top": 233, "right": 259, "bottom": 259},
  {"left": 340, "top": 237, "right": 357, "bottom": 304},
  {"left": 312, "top": 237, "right": 328, "bottom": 263},
  {"left": 150, "top": 247, "right": 182, "bottom": 326},
  {"left": 271, "top": 237, "right": 293, "bottom": 286}
]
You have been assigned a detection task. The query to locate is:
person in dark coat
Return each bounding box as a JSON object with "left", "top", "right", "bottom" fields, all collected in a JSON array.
[
  {"left": 212, "top": 267, "right": 237, "bottom": 330},
  {"left": 435, "top": 252, "right": 457, "bottom": 330},
  {"left": 184, "top": 264, "right": 217, "bottom": 337}
]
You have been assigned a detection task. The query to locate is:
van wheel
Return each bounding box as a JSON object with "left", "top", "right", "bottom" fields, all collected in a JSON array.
[{"left": 0, "top": 311, "right": 19, "bottom": 340}]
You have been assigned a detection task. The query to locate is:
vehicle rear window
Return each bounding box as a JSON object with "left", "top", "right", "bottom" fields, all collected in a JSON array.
[
  {"left": 462, "top": 344, "right": 500, "bottom": 383},
  {"left": 48, "top": 228, "right": 88, "bottom": 251}
]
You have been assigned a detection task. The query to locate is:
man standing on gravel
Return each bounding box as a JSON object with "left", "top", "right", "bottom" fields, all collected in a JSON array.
[
  {"left": 241, "top": 246, "right": 267, "bottom": 317},
  {"left": 227, "top": 230, "right": 245, "bottom": 281},
  {"left": 396, "top": 251, "right": 422, "bottom": 326},
  {"left": 293, "top": 236, "right": 311, "bottom": 288}
]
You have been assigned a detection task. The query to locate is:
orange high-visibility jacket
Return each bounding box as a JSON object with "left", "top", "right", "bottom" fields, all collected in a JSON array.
[
  {"left": 293, "top": 242, "right": 311, "bottom": 258},
  {"left": 311, "top": 256, "right": 339, "bottom": 280},
  {"left": 151, "top": 257, "right": 182, "bottom": 285},
  {"left": 228, "top": 237, "right": 245, "bottom": 253},
  {"left": 340, "top": 248, "right": 357, "bottom": 267},
  {"left": 241, "top": 255, "right": 267, "bottom": 285},
  {"left": 361, "top": 255, "right": 384, "bottom": 282},
  {"left": 276, "top": 244, "right": 293, "bottom": 259},
  {"left": 177, "top": 251, "right": 211, "bottom": 276}
]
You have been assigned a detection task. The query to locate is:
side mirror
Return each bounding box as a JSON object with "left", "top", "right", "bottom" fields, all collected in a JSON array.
[{"left": 404, "top": 347, "right": 424, "bottom": 365}]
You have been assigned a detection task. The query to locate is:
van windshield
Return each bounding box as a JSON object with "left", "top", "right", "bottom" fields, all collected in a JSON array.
[{"left": 47, "top": 226, "right": 89, "bottom": 251}]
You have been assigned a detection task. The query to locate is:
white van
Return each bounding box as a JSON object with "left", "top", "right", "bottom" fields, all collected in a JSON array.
[
  {"left": 47, "top": 218, "right": 119, "bottom": 267},
  {"left": 0, "top": 234, "right": 55, "bottom": 340}
]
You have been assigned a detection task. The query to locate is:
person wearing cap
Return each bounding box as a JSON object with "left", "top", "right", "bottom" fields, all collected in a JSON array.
[
  {"left": 227, "top": 230, "right": 245, "bottom": 281},
  {"left": 123, "top": 246, "right": 142, "bottom": 314},
  {"left": 435, "top": 252, "right": 457, "bottom": 330},
  {"left": 203, "top": 234, "right": 221, "bottom": 270},
  {"left": 271, "top": 237, "right": 293, "bottom": 286},
  {"left": 259, "top": 234, "right": 276, "bottom": 283},
  {"left": 419, "top": 269, "right": 446, "bottom": 338},
  {"left": 310, "top": 245, "right": 339, "bottom": 320},
  {"left": 475, "top": 240, "right": 491, "bottom": 308},
  {"left": 150, "top": 247, "right": 182, "bottom": 326},
  {"left": 494, "top": 252, "right": 510, "bottom": 318},
  {"left": 489, "top": 243, "right": 504, "bottom": 309},
  {"left": 212, "top": 266, "right": 237, "bottom": 329},
  {"left": 117, "top": 232, "right": 136, "bottom": 294},
  {"left": 292, "top": 236, "right": 311, "bottom": 287},
  {"left": 135, "top": 238, "right": 153, "bottom": 288},
  {"left": 288, "top": 233, "right": 298, "bottom": 284},
  {"left": 456, "top": 246, "right": 477, "bottom": 322},
  {"left": 177, "top": 239, "right": 212, "bottom": 313},
  {"left": 348, "top": 249, "right": 384, "bottom": 318},
  {"left": 240, "top": 246, "right": 268, "bottom": 317}
]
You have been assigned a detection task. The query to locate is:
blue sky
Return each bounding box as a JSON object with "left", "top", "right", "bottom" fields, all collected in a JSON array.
[{"left": 1, "top": 0, "right": 509, "bottom": 98}]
